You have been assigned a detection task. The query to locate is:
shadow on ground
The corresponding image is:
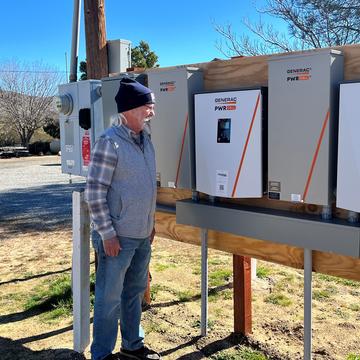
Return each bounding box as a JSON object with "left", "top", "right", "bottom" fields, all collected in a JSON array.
[
  {"left": 159, "top": 335, "right": 235, "bottom": 359},
  {"left": 0, "top": 336, "right": 85, "bottom": 360},
  {"left": 149, "top": 283, "right": 233, "bottom": 310},
  {"left": 0, "top": 182, "right": 85, "bottom": 239},
  {"left": 161, "top": 333, "right": 286, "bottom": 360},
  {"left": 0, "top": 267, "right": 72, "bottom": 286}
]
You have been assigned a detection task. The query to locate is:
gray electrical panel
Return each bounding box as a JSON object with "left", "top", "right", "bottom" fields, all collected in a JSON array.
[
  {"left": 101, "top": 73, "right": 148, "bottom": 131},
  {"left": 268, "top": 50, "right": 343, "bottom": 205},
  {"left": 57, "top": 80, "right": 102, "bottom": 177},
  {"left": 147, "top": 68, "right": 203, "bottom": 189}
]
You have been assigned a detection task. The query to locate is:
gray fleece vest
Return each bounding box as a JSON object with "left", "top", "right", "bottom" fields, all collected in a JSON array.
[{"left": 103, "top": 125, "right": 157, "bottom": 239}]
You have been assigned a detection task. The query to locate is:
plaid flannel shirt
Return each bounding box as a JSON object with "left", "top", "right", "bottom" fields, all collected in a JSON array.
[{"left": 85, "top": 137, "right": 118, "bottom": 241}]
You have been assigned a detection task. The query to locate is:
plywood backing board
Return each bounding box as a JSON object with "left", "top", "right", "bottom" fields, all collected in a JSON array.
[
  {"left": 155, "top": 211, "right": 360, "bottom": 281},
  {"left": 154, "top": 44, "right": 360, "bottom": 281},
  {"left": 193, "top": 44, "right": 360, "bottom": 90}
]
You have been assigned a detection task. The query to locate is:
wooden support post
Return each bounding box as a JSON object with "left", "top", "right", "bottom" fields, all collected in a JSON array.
[
  {"left": 233, "top": 255, "right": 252, "bottom": 335},
  {"left": 143, "top": 271, "right": 151, "bottom": 305},
  {"left": 72, "top": 191, "right": 91, "bottom": 352}
]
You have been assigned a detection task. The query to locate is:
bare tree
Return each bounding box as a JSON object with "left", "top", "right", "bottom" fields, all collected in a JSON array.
[
  {"left": 214, "top": 0, "right": 360, "bottom": 57},
  {"left": 0, "top": 118, "right": 17, "bottom": 147},
  {"left": 0, "top": 60, "right": 63, "bottom": 147}
]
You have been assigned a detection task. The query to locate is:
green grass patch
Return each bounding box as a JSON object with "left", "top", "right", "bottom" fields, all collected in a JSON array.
[
  {"left": 313, "top": 286, "right": 337, "bottom": 302},
  {"left": 176, "top": 290, "right": 194, "bottom": 302},
  {"left": 154, "top": 263, "right": 176, "bottom": 272},
  {"left": 256, "top": 265, "right": 271, "bottom": 279},
  {"left": 313, "top": 289, "right": 331, "bottom": 301},
  {"left": 24, "top": 273, "right": 96, "bottom": 321},
  {"left": 24, "top": 275, "right": 72, "bottom": 313},
  {"left": 209, "top": 292, "right": 221, "bottom": 302},
  {"left": 347, "top": 354, "right": 360, "bottom": 360},
  {"left": 222, "top": 289, "right": 232, "bottom": 300},
  {"left": 144, "top": 320, "right": 164, "bottom": 334},
  {"left": 334, "top": 308, "right": 350, "bottom": 320},
  {"left": 265, "top": 293, "right": 292, "bottom": 307},
  {"left": 192, "top": 267, "right": 201, "bottom": 275},
  {"left": 349, "top": 303, "right": 360, "bottom": 312},
  {"left": 24, "top": 271, "right": 35, "bottom": 277},
  {"left": 209, "top": 258, "right": 227, "bottom": 266},
  {"left": 317, "top": 274, "right": 360, "bottom": 288},
  {"left": 209, "top": 269, "right": 232, "bottom": 287},
  {"left": 150, "top": 284, "right": 168, "bottom": 301}
]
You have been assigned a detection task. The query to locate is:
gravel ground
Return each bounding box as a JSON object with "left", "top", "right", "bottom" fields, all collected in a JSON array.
[
  {"left": 0, "top": 155, "right": 84, "bottom": 192},
  {"left": 0, "top": 156, "right": 85, "bottom": 239}
]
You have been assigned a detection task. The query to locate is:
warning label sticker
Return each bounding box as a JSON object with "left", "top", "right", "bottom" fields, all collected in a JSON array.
[
  {"left": 216, "top": 170, "right": 229, "bottom": 196},
  {"left": 82, "top": 131, "right": 91, "bottom": 166}
]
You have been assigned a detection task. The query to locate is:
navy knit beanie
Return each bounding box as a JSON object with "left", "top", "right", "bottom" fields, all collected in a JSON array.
[{"left": 115, "top": 77, "right": 155, "bottom": 113}]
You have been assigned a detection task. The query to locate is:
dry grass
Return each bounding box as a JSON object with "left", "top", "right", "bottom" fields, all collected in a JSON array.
[{"left": 0, "top": 227, "right": 359, "bottom": 359}]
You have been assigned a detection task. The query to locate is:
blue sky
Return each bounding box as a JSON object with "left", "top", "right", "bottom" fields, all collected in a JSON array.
[{"left": 0, "top": 0, "right": 281, "bottom": 76}]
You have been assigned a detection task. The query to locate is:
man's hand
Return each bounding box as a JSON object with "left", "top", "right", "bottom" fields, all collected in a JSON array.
[
  {"left": 150, "top": 227, "right": 156, "bottom": 245},
  {"left": 103, "top": 236, "right": 121, "bottom": 256}
]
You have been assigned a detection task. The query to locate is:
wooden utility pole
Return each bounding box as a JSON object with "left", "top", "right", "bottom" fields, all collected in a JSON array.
[
  {"left": 83, "top": 0, "right": 108, "bottom": 79},
  {"left": 83, "top": 0, "right": 108, "bottom": 274}
]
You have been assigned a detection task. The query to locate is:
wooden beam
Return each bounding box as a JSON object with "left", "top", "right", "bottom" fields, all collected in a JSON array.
[
  {"left": 155, "top": 211, "right": 360, "bottom": 281},
  {"left": 233, "top": 255, "right": 252, "bottom": 335}
]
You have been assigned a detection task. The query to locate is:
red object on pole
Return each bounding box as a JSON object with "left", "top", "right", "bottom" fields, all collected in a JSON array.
[
  {"left": 233, "top": 255, "right": 252, "bottom": 334},
  {"left": 82, "top": 131, "right": 91, "bottom": 166}
]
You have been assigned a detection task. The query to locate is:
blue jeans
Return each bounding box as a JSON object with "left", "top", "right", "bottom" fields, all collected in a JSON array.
[{"left": 90, "top": 231, "right": 151, "bottom": 360}]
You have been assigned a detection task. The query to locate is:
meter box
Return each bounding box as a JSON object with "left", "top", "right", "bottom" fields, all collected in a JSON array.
[
  {"left": 194, "top": 89, "right": 265, "bottom": 198},
  {"left": 57, "top": 80, "right": 102, "bottom": 177},
  {"left": 101, "top": 72, "right": 147, "bottom": 132},
  {"left": 147, "top": 68, "right": 203, "bottom": 189},
  {"left": 337, "top": 82, "right": 360, "bottom": 212},
  {"left": 107, "top": 39, "right": 131, "bottom": 74},
  {"left": 268, "top": 50, "right": 343, "bottom": 205}
]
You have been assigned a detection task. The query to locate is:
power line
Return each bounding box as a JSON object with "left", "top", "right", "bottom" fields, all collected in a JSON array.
[{"left": 0, "top": 70, "right": 82, "bottom": 74}]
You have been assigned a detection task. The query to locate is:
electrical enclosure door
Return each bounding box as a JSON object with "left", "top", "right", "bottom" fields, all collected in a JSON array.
[
  {"left": 58, "top": 80, "right": 102, "bottom": 177},
  {"left": 337, "top": 82, "right": 360, "bottom": 212},
  {"left": 195, "top": 89, "right": 263, "bottom": 198},
  {"left": 268, "top": 50, "right": 343, "bottom": 205},
  {"left": 147, "top": 68, "right": 203, "bottom": 189}
]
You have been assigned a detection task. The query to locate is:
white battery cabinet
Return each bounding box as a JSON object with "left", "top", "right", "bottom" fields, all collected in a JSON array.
[
  {"left": 337, "top": 82, "right": 360, "bottom": 212},
  {"left": 194, "top": 89, "right": 264, "bottom": 198},
  {"left": 57, "top": 80, "right": 102, "bottom": 177},
  {"left": 268, "top": 50, "right": 343, "bottom": 205}
]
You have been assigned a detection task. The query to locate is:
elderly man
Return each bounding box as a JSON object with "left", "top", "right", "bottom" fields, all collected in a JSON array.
[{"left": 85, "top": 78, "right": 160, "bottom": 360}]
